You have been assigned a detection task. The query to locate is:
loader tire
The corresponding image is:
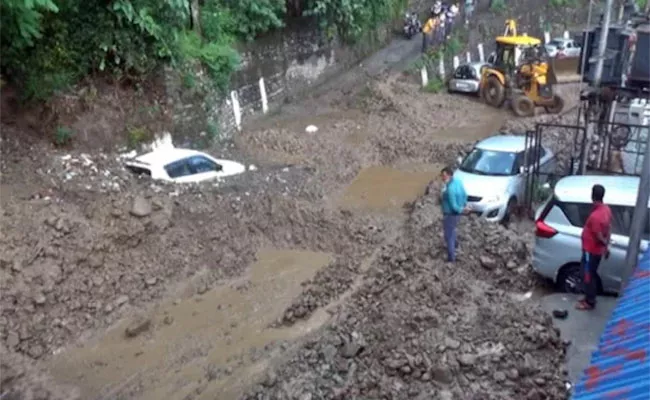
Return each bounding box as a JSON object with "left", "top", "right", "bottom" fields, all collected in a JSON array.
[
  {"left": 544, "top": 94, "right": 565, "bottom": 114},
  {"left": 512, "top": 96, "right": 535, "bottom": 117},
  {"left": 481, "top": 76, "right": 506, "bottom": 108}
]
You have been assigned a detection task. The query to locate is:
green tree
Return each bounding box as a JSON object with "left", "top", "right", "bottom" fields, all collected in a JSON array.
[{"left": 0, "top": 0, "right": 59, "bottom": 48}]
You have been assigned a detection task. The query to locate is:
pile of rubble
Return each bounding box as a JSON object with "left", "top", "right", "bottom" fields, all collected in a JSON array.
[
  {"left": 243, "top": 190, "right": 565, "bottom": 399},
  {"left": 243, "top": 221, "right": 568, "bottom": 400},
  {"left": 411, "top": 184, "right": 537, "bottom": 291},
  {"left": 0, "top": 188, "right": 387, "bottom": 362}
]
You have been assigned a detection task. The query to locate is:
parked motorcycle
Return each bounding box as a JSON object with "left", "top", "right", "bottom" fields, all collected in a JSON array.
[{"left": 403, "top": 12, "right": 422, "bottom": 39}]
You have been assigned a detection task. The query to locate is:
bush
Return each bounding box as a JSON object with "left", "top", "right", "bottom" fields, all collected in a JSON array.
[
  {"left": 489, "top": 0, "right": 507, "bottom": 13},
  {"left": 54, "top": 126, "right": 74, "bottom": 146},
  {"left": 423, "top": 76, "right": 444, "bottom": 93},
  {"left": 307, "top": 0, "right": 407, "bottom": 43}
]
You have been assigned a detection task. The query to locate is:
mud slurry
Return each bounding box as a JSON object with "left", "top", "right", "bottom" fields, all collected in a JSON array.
[
  {"left": 338, "top": 165, "right": 440, "bottom": 212},
  {"left": 50, "top": 249, "right": 333, "bottom": 400}
]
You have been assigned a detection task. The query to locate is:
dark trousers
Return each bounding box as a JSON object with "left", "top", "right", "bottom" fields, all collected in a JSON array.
[
  {"left": 443, "top": 214, "right": 461, "bottom": 262},
  {"left": 581, "top": 251, "right": 602, "bottom": 306}
]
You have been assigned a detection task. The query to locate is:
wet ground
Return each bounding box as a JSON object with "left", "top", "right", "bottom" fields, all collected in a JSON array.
[{"left": 0, "top": 23, "right": 588, "bottom": 400}]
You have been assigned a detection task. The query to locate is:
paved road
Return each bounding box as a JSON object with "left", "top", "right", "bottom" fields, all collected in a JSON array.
[{"left": 539, "top": 293, "right": 618, "bottom": 384}]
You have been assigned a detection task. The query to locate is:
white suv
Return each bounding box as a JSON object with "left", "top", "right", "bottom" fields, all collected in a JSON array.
[{"left": 532, "top": 175, "right": 650, "bottom": 294}]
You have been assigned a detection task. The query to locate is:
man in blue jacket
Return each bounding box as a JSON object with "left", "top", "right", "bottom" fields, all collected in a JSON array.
[{"left": 440, "top": 166, "right": 469, "bottom": 262}]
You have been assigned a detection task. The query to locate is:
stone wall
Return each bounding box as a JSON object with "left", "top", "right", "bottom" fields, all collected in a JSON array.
[{"left": 165, "top": 19, "right": 392, "bottom": 146}]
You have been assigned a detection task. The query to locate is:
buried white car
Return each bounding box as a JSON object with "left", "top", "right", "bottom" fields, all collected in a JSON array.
[{"left": 125, "top": 148, "right": 246, "bottom": 183}]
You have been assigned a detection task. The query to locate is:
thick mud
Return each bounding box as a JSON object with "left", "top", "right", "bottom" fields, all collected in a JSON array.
[{"left": 0, "top": 59, "right": 582, "bottom": 398}]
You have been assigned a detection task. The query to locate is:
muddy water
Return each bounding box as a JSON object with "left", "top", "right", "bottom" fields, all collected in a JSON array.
[
  {"left": 338, "top": 165, "right": 441, "bottom": 212},
  {"left": 48, "top": 249, "right": 332, "bottom": 400}
]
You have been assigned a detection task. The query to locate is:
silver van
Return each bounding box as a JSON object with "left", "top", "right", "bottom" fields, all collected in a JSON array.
[{"left": 532, "top": 175, "right": 650, "bottom": 294}]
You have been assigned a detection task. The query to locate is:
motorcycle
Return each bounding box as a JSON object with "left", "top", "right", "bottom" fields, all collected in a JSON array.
[{"left": 403, "top": 12, "right": 422, "bottom": 39}]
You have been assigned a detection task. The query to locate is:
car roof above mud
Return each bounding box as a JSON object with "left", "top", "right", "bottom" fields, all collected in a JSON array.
[
  {"left": 554, "top": 175, "right": 645, "bottom": 207},
  {"left": 130, "top": 148, "right": 203, "bottom": 166},
  {"left": 475, "top": 135, "right": 530, "bottom": 152}
]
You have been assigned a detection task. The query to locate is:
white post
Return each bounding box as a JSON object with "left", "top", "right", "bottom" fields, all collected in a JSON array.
[
  {"left": 230, "top": 90, "right": 242, "bottom": 132},
  {"left": 452, "top": 56, "right": 460, "bottom": 70},
  {"left": 563, "top": 30, "right": 570, "bottom": 39},
  {"left": 438, "top": 57, "right": 445, "bottom": 77},
  {"left": 544, "top": 31, "right": 551, "bottom": 44},
  {"left": 466, "top": 52, "right": 471, "bottom": 63},
  {"left": 259, "top": 77, "right": 268, "bottom": 114},
  {"left": 421, "top": 66, "right": 429, "bottom": 87},
  {"left": 478, "top": 43, "right": 485, "bottom": 62}
]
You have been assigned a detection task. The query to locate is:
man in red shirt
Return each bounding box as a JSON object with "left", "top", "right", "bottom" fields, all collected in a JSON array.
[{"left": 576, "top": 184, "right": 612, "bottom": 310}]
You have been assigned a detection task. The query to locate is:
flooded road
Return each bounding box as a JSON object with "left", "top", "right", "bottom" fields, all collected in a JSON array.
[{"left": 49, "top": 249, "right": 333, "bottom": 400}]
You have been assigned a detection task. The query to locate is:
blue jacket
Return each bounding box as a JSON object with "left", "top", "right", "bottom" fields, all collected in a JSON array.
[{"left": 441, "top": 177, "right": 467, "bottom": 215}]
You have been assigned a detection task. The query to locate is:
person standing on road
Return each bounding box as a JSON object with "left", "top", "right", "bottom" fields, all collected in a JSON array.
[
  {"left": 576, "top": 184, "right": 612, "bottom": 311},
  {"left": 440, "top": 167, "right": 470, "bottom": 262}
]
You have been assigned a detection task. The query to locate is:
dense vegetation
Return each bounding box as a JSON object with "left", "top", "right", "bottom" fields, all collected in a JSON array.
[{"left": 0, "top": 0, "right": 405, "bottom": 101}]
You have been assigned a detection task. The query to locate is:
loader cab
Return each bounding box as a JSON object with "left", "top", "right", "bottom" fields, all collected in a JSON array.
[{"left": 492, "top": 35, "right": 542, "bottom": 72}]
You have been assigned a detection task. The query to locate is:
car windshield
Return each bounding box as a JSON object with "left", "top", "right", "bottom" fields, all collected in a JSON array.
[
  {"left": 459, "top": 148, "right": 518, "bottom": 176},
  {"left": 549, "top": 40, "right": 564, "bottom": 48}
]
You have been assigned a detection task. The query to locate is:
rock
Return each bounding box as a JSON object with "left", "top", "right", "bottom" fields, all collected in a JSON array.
[
  {"left": 526, "top": 388, "right": 542, "bottom": 400},
  {"left": 6, "top": 332, "right": 20, "bottom": 348},
  {"left": 506, "top": 368, "right": 519, "bottom": 380},
  {"left": 262, "top": 370, "right": 277, "bottom": 387},
  {"left": 130, "top": 196, "right": 152, "bottom": 217},
  {"left": 340, "top": 339, "right": 363, "bottom": 358},
  {"left": 439, "top": 390, "right": 453, "bottom": 400},
  {"left": 27, "top": 344, "right": 44, "bottom": 358},
  {"left": 145, "top": 277, "right": 158, "bottom": 286},
  {"left": 115, "top": 295, "right": 129, "bottom": 306},
  {"left": 163, "top": 315, "right": 174, "bottom": 325},
  {"left": 11, "top": 262, "right": 22, "bottom": 273},
  {"left": 506, "top": 260, "right": 518, "bottom": 270},
  {"left": 479, "top": 255, "right": 498, "bottom": 270},
  {"left": 444, "top": 337, "right": 461, "bottom": 350},
  {"left": 125, "top": 316, "right": 152, "bottom": 338},
  {"left": 33, "top": 293, "right": 46, "bottom": 305},
  {"left": 493, "top": 371, "right": 506, "bottom": 382},
  {"left": 431, "top": 365, "right": 453, "bottom": 384},
  {"left": 458, "top": 354, "right": 476, "bottom": 367}
]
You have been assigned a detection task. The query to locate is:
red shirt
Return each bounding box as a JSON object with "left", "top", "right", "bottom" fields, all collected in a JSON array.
[{"left": 581, "top": 202, "right": 612, "bottom": 255}]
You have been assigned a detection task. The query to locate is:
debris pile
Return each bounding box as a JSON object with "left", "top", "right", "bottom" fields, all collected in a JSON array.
[
  {"left": 243, "top": 235, "right": 568, "bottom": 400},
  {"left": 0, "top": 190, "right": 387, "bottom": 361},
  {"left": 410, "top": 185, "right": 536, "bottom": 291},
  {"left": 243, "top": 190, "right": 566, "bottom": 399}
]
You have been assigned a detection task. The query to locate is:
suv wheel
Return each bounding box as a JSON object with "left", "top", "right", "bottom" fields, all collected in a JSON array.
[{"left": 556, "top": 264, "right": 583, "bottom": 294}]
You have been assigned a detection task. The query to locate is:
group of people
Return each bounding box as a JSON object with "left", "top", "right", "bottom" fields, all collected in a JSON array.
[
  {"left": 421, "top": 0, "right": 463, "bottom": 52},
  {"left": 438, "top": 166, "right": 611, "bottom": 311}
]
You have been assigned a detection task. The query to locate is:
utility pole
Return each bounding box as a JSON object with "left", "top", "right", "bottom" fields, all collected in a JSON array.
[
  {"left": 620, "top": 125, "right": 650, "bottom": 290},
  {"left": 580, "top": 0, "right": 615, "bottom": 174}
]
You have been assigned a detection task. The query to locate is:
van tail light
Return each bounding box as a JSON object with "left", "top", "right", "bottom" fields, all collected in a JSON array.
[{"left": 535, "top": 219, "right": 558, "bottom": 238}]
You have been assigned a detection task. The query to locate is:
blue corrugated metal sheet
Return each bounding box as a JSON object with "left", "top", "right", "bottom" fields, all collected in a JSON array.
[{"left": 572, "top": 248, "right": 650, "bottom": 400}]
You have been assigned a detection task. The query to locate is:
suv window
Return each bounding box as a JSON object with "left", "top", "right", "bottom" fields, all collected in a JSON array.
[
  {"left": 187, "top": 156, "right": 222, "bottom": 173},
  {"left": 164, "top": 159, "right": 192, "bottom": 178},
  {"left": 557, "top": 200, "right": 650, "bottom": 239}
]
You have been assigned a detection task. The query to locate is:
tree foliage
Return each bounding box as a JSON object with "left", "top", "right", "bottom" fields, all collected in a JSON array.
[
  {"left": 306, "top": 0, "right": 406, "bottom": 42},
  {"left": 0, "top": 0, "right": 403, "bottom": 101}
]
